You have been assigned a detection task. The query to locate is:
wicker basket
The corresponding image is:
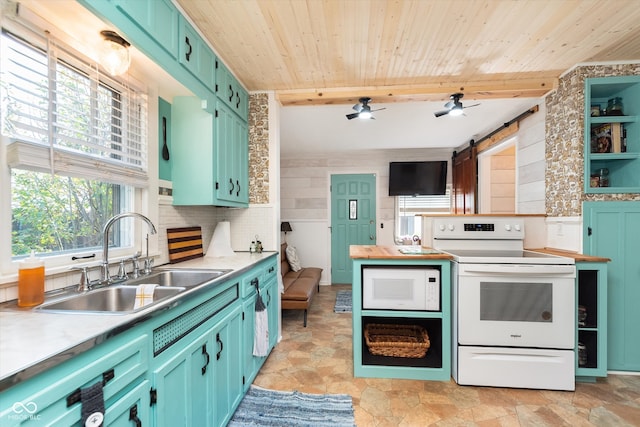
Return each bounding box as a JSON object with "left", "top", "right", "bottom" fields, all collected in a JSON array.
[{"left": 364, "top": 324, "right": 430, "bottom": 358}]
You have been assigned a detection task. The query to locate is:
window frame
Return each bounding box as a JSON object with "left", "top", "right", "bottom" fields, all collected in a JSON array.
[{"left": 0, "top": 21, "right": 152, "bottom": 280}]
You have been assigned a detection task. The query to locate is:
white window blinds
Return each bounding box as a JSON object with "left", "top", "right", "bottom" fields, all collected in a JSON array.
[{"left": 1, "top": 29, "right": 148, "bottom": 187}]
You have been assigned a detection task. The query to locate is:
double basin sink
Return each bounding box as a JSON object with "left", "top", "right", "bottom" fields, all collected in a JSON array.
[{"left": 35, "top": 269, "right": 232, "bottom": 314}]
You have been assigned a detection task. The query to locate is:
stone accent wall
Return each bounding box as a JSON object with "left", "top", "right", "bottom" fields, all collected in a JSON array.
[
  {"left": 545, "top": 64, "right": 640, "bottom": 217},
  {"left": 248, "top": 93, "right": 270, "bottom": 204}
]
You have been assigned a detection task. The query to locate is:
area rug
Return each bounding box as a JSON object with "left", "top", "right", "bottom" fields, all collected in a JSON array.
[
  {"left": 228, "top": 385, "right": 355, "bottom": 426},
  {"left": 334, "top": 290, "right": 352, "bottom": 313}
]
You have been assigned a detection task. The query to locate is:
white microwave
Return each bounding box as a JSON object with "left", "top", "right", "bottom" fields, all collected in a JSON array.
[{"left": 362, "top": 267, "right": 440, "bottom": 311}]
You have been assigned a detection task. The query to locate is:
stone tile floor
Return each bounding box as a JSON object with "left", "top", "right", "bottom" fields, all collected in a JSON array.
[{"left": 253, "top": 284, "right": 640, "bottom": 426}]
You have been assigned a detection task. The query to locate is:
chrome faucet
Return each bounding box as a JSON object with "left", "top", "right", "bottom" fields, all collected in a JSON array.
[{"left": 102, "top": 212, "right": 157, "bottom": 283}]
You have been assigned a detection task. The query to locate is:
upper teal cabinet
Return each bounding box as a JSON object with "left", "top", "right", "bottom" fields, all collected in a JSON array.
[
  {"left": 584, "top": 76, "right": 640, "bottom": 194},
  {"left": 179, "top": 16, "right": 216, "bottom": 90},
  {"left": 216, "top": 59, "right": 248, "bottom": 121},
  {"left": 114, "top": 0, "right": 179, "bottom": 59}
]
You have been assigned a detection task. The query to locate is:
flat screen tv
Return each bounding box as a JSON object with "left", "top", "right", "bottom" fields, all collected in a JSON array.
[{"left": 388, "top": 161, "right": 447, "bottom": 196}]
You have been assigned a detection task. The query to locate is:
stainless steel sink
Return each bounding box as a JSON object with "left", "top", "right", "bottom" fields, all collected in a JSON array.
[
  {"left": 36, "top": 286, "right": 185, "bottom": 314},
  {"left": 124, "top": 269, "right": 232, "bottom": 288}
]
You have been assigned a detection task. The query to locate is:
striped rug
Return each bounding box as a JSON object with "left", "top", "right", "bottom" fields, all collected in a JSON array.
[
  {"left": 334, "top": 290, "right": 352, "bottom": 313},
  {"left": 229, "top": 385, "right": 355, "bottom": 426}
]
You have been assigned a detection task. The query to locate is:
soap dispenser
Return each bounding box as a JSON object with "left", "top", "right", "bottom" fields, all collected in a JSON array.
[{"left": 18, "top": 251, "right": 45, "bottom": 307}]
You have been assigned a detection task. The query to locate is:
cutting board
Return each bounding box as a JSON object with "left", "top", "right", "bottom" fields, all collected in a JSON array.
[{"left": 167, "top": 226, "right": 204, "bottom": 263}]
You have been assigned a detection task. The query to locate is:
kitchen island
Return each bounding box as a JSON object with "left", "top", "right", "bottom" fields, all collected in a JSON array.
[{"left": 350, "top": 245, "right": 453, "bottom": 381}]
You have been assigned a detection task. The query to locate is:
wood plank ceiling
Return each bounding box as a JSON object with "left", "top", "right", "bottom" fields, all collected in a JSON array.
[{"left": 176, "top": 0, "right": 640, "bottom": 106}]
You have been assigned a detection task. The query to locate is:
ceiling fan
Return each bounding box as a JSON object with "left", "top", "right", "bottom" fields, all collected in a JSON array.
[
  {"left": 434, "top": 93, "right": 480, "bottom": 118},
  {"left": 346, "top": 97, "right": 386, "bottom": 120}
]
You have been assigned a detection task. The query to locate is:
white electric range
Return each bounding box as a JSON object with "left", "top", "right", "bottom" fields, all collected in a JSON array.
[{"left": 432, "top": 217, "right": 576, "bottom": 391}]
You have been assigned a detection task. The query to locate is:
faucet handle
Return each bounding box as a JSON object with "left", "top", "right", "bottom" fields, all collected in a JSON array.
[
  {"left": 143, "top": 257, "right": 154, "bottom": 275},
  {"left": 70, "top": 266, "right": 91, "bottom": 292},
  {"left": 116, "top": 259, "right": 128, "bottom": 281}
]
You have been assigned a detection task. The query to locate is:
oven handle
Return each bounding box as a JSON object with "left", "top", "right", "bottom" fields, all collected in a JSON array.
[{"left": 460, "top": 264, "right": 575, "bottom": 276}]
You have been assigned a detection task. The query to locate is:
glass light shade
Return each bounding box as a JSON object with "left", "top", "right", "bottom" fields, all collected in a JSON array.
[
  {"left": 449, "top": 107, "right": 464, "bottom": 116},
  {"left": 359, "top": 111, "right": 372, "bottom": 119},
  {"left": 99, "top": 31, "right": 131, "bottom": 76}
]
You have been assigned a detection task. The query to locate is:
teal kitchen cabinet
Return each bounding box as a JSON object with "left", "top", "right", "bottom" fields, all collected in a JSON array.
[
  {"left": 216, "top": 60, "right": 249, "bottom": 121},
  {"left": 114, "top": 0, "right": 179, "bottom": 59},
  {"left": 0, "top": 333, "right": 149, "bottom": 426},
  {"left": 178, "top": 16, "right": 216, "bottom": 90},
  {"left": 351, "top": 259, "right": 451, "bottom": 381},
  {"left": 215, "top": 100, "right": 249, "bottom": 206},
  {"left": 171, "top": 96, "right": 216, "bottom": 205},
  {"left": 583, "top": 201, "right": 640, "bottom": 372},
  {"left": 240, "top": 258, "right": 278, "bottom": 391},
  {"left": 575, "top": 262, "right": 608, "bottom": 381},
  {"left": 583, "top": 76, "right": 640, "bottom": 193},
  {"left": 152, "top": 328, "right": 214, "bottom": 427},
  {"left": 171, "top": 97, "right": 248, "bottom": 207},
  {"left": 211, "top": 305, "right": 243, "bottom": 427}
]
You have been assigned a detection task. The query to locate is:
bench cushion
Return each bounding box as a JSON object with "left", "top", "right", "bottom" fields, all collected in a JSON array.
[{"left": 282, "top": 267, "right": 322, "bottom": 300}]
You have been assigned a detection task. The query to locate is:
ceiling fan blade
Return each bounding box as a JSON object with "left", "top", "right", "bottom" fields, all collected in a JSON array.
[
  {"left": 434, "top": 110, "right": 450, "bottom": 118},
  {"left": 444, "top": 100, "right": 455, "bottom": 109},
  {"left": 346, "top": 112, "right": 360, "bottom": 120},
  {"left": 371, "top": 107, "right": 386, "bottom": 112},
  {"left": 463, "top": 103, "right": 480, "bottom": 109},
  {"left": 352, "top": 104, "right": 363, "bottom": 112}
]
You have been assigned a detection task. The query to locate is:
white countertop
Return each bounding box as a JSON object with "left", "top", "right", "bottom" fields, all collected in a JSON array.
[{"left": 0, "top": 251, "right": 276, "bottom": 391}]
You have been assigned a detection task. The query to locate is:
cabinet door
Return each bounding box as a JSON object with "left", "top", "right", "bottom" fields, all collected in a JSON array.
[
  {"left": 179, "top": 17, "right": 215, "bottom": 90},
  {"left": 215, "top": 60, "right": 248, "bottom": 121},
  {"left": 584, "top": 201, "right": 640, "bottom": 372},
  {"left": 263, "top": 278, "right": 279, "bottom": 351},
  {"left": 103, "top": 380, "right": 150, "bottom": 427},
  {"left": 215, "top": 101, "right": 248, "bottom": 206},
  {"left": 212, "top": 306, "right": 243, "bottom": 427},
  {"left": 152, "top": 330, "right": 214, "bottom": 427},
  {"left": 242, "top": 295, "right": 259, "bottom": 390},
  {"left": 576, "top": 263, "right": 608, "bottom": 378},
  {"left": 115, "top": 0, "right": 179, "bottom": 58}
]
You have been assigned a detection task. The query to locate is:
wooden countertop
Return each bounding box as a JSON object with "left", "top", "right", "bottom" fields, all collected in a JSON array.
[
  {"left": 350, "top": 245, "right": 453, "bottom": 260},
  {"left": 527, "top": 247, "right": 610, "bottom": 262}
]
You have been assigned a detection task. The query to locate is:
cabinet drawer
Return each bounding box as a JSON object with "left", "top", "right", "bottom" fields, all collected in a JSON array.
[
  {"left": 241, "top": 271, "right": 260, "bottom": 299},
  {"left": 262, "top": 261, "right": 278, "bottom": 287}
]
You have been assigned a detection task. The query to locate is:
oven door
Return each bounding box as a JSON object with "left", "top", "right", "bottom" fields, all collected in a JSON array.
[{"left": 457, "top": 263, "right": 575, "bottom": 349}]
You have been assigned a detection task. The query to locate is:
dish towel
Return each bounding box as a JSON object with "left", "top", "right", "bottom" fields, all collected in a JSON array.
[
  {"left": 134, "top": 284, "right": 157, "bottom": 310},
  {"left": 253, "top": 290, "right": 269, "bottom": 357},
  {"left": 81, "top": 381, "right": 105, "bottom": 427}
]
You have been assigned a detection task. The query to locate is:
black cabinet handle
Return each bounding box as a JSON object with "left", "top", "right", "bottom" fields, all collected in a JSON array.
[
  {"left": 216, "top": 332, "right": 223, "bottom": 360},
  {"left": 236, "top": 179, "right": 240, "bottom": 197},
  {"left": 236, "top": 92, "right": 240, "bottom": 109},
  {"left": 185, "top": 36, "right": 192, "bottom": 61},
  {"left": 229, "top": 178, "right": 234, "bottom": 195},
  {"left": 129, "top": 405, "right": 142, "bottom": 427},
  {"left": 201, "top": 344, "right": 210, "bottom": 375},
  {"left": 228, "top": 84, "right": 234, "bottom": 102}
]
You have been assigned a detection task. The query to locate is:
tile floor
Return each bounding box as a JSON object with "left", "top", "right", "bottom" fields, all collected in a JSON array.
[{"left": 253, "top": 284, "right": 640, "bottom": 426}]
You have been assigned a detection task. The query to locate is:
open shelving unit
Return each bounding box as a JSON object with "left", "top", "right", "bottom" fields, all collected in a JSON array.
[{"left": 583, "top": 76, "right": 640, "bottom": 193}]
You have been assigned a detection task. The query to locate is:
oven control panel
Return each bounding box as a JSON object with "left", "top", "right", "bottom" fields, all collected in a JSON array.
[{"left": 433, "top": 217, "right": 525, "bottom": 240}]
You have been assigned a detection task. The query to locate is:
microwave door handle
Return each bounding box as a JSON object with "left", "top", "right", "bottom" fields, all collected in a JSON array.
[{"left": 462, "top": 265, "right": 575, "bottom": 275}]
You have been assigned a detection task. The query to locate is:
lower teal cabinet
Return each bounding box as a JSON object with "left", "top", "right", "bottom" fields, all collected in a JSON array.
[
  {"left": 152, "top": 328, "right": 214, "bottom": 427},
  {"left": 0, "top": 333, "right": 149, "bottom": 426},
  {"left": 0, "top": 255, "right": 278, "bottom": 427},
  {"left": 151, "top": 304, "right": 243, "bottom": 427}
]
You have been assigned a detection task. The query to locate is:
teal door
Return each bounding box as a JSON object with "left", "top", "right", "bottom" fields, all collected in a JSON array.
[
  {"left": 331, "top": 174, "right": 376, "bottom": 284},
  {"left": 583, "top": 201, "right": 640, "bottom": 372}
]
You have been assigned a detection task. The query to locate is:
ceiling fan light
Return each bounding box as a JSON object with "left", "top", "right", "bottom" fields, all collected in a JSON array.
[
  {"left": 449, "top": 107, "right": 464, "bottom": 117},
  {"left": 99, "top": 30, "right": 131, "bottom": 76},
  {"left": 359, "top": 111, "right": 372, "bottom": 119}
]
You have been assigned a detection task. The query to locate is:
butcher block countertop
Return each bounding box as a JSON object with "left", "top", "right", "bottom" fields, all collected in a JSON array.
[
  {"left": 350, "top": 245, "right": 453, "bottom": 260},
  {"left": 528, "top": 247, "right": 610, "bottom": 262}
]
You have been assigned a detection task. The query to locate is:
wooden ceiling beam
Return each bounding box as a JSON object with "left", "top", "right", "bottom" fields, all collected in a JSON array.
[{"left": 275, "top": 77, "right": 558, "bottom": 106}]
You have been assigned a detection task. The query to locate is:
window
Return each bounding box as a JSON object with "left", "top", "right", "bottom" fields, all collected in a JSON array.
[
  {"left": 395, "top": 189, "right": 451, "bottom": 243},
  {"left": 1, "top": 26, "right": 147, "bottom": 265}
]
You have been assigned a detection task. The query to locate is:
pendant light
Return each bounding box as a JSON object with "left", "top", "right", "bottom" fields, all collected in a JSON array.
[{"left": 99, "top": 30, "right": 131, "bottom": 76}]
